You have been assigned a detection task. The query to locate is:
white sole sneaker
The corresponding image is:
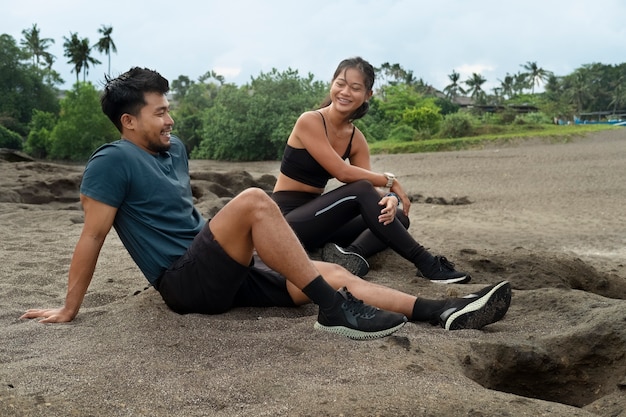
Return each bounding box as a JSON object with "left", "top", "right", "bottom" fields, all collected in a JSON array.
[
  {"left": 321, "top": 243, "right": 370, "bottom": 277},
  {"left": 440, "top": 281, "right": 511, "bottom": 330}
]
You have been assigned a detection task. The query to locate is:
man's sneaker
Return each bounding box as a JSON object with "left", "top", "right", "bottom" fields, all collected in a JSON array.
[
  {"left": 314, "top": 287, "right": 407, "bottom": 340},
  {"left": 417, "top": 256, "right": 471, "bottom": 284},
  {"left": 321, "top": 243, "right": 370, "bottom": 277},
  {"left": 437, "top": 281, "right": 511, "bottom": 330}
]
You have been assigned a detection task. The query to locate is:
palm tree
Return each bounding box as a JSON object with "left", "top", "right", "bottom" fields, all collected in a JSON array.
[
  {"left": 512, "top": 72, "right": 529, "bottom": 95},
  {"left": 95, "top": 25, "right": 117, "bottom": 76},
  {"left": 608, "top": 75, "right": 626, "bottom": 116},
  {"left": 63, "top": 32, "right": 101, "bottom": 84},
  {"left": 63, "top": 33, "right": 82, "bottom": 84},
  {"left": 377, "top": 62, "right": 413, "bottom": 86},
  {"left": 490, "top": 86, "right": 504, "bottom": 103},
  {"left": 521, "top": 61, "right": 553, "bottom": 94},
  {"left": 199, "top": 70, "right": 225, "bottom": 85},
  {"left": 565, "top": 69, "right": 592, "bottom": 115},
  {"left": 443, "top": 70, "right": 466, "bottom": 100},
  {"left": 497, "top": 73, "right": 515, "bottom": 99},
  {"left": 464, "top": 73, "right": 487, "bottom": 103},
  {"left": 20, "top": 24, "right": 55, "bottom": 67}
]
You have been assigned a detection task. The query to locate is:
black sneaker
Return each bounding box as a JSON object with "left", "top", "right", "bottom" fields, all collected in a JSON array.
[
  {"left": 437, "top": 281, "right": 511, "bottom": 330},
  {"left": 321, "top": 243, "right": 370, "bottom": 277},
  {"left": 417, "top": 256, "right": 471, "bottom": 284},
  {"left": 314, "top": 287, "right": 407, "bottom": 340}
]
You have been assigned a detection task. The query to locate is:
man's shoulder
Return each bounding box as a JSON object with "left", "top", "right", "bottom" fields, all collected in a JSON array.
[
  {"left": 169, "top": 135, "right": 185, "bottom": 154},
  {"left": 88, "top": 139, "right": 130, "bottom": 161}
]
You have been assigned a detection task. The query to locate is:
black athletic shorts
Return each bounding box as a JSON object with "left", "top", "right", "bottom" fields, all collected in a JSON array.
[{"left": 154, "top": 223, "right": 296, "bottom": 314}]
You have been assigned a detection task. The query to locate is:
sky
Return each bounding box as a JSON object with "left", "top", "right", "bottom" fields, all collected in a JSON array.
[{"left": 4, "top": 0, "right": 626, "bottom": 93}]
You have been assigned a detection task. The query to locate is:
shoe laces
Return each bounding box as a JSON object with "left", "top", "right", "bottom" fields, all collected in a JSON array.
[
  {"left": 342, "top": 289, "right": 378, "bottom": 319},
  {"left": 435, "top": 256, "right": 456, "bottom": 271}
]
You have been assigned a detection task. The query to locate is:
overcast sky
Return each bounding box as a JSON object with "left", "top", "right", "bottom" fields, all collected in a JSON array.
[{"left": 4, "top": 0, "right": 626, "bottom": 92}]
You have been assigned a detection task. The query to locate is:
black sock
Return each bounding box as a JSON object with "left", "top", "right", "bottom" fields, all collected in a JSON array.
[
  {"left": 301, "top": 276, "right": 337, "bottom": 310},
  {"left": 411, "top": 298, "right": 448, "bottom": 322}
]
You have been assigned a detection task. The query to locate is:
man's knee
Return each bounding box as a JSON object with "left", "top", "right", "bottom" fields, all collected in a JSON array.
[
  {"left": 236, "top": 187, "right": 269, "bottom": 201},
  {"left": 237, "top": 187, "right": 277, "bottom": 212}
]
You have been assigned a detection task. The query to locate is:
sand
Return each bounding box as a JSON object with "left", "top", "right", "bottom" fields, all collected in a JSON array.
[{"left": 1, "top": 129, "right": 625, "bottom": 416}]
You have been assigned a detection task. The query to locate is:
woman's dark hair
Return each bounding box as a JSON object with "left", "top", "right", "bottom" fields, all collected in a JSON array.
[
  {"left": 100, "top": 67, "right": 170, "bottom": 132},
  {"left": 319, "top": 57, "right": 375, "bottom": 121}
]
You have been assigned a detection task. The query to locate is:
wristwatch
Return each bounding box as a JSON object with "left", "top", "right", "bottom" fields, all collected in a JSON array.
[{"left": 384, "top": 172, "right": 396, "bottom": 188}]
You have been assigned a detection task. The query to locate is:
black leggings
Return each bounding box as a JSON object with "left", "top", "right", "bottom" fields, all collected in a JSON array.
[{"left": 272, "top": 180, "right": 425, "bottom": 265}]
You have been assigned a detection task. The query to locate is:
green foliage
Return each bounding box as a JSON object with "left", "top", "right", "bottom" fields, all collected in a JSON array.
[
  {"left": 353, "top": 97, "right": 391, "bottom": 142},
  {"left": 387, "top": 124, "right": 417, "bottom": 142},
  {"left": 171, "top": 75, "right": 194, "bottom": 101},
  {"left": 6, "top": 25, "right": 626, "bottom": 161},
  {"left": 513, "top": 112, "right": 552, "bottom": 125},
  {"left": 192, "top": 69, "right": 327, "bottom": 161},
  {"left": 24, "top": 109, "right": 57, "bottom": 158},
  {"left": 480, "top": 112, "right": 504, "bottom": 125},
  {"left": 497, "top": 108, "right": 518, "bottom": 124},
  {"left": 171, "top": 80, "right": 221, "bottom": 152},
  {"left": 377, "top": 84, "right": 425, "bottom": 122},
  {"left": 434, "top": 97, "right": 460, "bottom": 116},
  {"left": 48, "top": 83, "right": 118, "bottom": 161},
  {"left": 370, "top": 124, "right": 618, "bottom": 155},
  {"left": 372, "top": 86, "right": 444, "bottom": 141},
  {"left": 439, "top": 112, "right": 475, "bottom": 138},
  {"left": 401, "top": 100, "right": 442, "bottom": 137},
  {"left": 0, "top": 34, "right": 59, "bottom": 136},
  {"left": 0, "top": 125, "right": 23, "bottom": 149}
]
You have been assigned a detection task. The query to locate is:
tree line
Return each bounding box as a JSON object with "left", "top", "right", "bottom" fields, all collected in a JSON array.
[{"left": 1, "top": 24, "right": 625, "bottom": 161}]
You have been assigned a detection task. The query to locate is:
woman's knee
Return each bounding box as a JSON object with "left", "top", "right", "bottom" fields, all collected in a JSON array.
[
  {"left": 397, "top": 211, "right": 410, "bottom": 228},
  {"left": 347, "top": 179, "right": 377, "bottom": 195}
]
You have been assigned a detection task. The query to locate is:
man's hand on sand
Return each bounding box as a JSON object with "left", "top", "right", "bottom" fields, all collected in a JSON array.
[{"left": 20, "top": 308, "right": 74, "bottom": 323}]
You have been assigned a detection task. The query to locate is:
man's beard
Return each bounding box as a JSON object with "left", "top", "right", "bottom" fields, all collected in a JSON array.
[{"left": 147, "top": 138, "right": 171, "bottom": 154}]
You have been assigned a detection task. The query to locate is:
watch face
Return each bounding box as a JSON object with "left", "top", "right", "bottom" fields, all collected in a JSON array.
[{"left": 385, "top": 173, "right": 395, "bottom": 187}]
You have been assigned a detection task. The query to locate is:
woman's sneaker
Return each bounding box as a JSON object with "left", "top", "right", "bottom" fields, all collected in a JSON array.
[
  {"left": 315, "top": 287, "right": 407, "bottom": 340},
  {"left": 417, "top": 255, "right": 471, "bottom": 284},
  {"left": 437, "top": 281, "right": 511, "bottom": 330},
  {"left": 321, "top": 243, "right": 370, "bottom": 277}
]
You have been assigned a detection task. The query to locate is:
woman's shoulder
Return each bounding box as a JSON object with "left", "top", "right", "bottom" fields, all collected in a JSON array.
[
  {"left": 293, "top": 110, "right": 324, "bottom": 133},
  {"left": 297, "top": 110, "right": 322, "bottom": 122}
]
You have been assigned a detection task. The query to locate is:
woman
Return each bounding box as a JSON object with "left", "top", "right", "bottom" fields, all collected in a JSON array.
[{"left": 271, "top": 57, "right": 469, "bottom": 284}]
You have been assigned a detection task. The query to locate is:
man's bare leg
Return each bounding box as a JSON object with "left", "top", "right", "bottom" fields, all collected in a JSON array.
[
  {"left": 209, "top": 188, "right": 510, "bottom": 334},
  {"left": 210, "top": 188, "right": 413, "bottom": 315},
  {"left": 208, "top": 188, "right": 331, "bottom": 289},
  {"left": 288, "top": 261, "right": 416, "bottom": 318}
]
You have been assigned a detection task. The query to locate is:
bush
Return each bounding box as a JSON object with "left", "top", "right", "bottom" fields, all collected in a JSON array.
[
  {"left": 514, "top": 112, "right": 552, "bottom": 125},
  {"left": 439, "top": 112, "right": 475, "bottom": 138},
  {"left": 24, "top": 110, "right": 57, "bottom": 158},
  {"left": 480, "top": 112, "right": 504, "bottom": 125},
  {"left": 387, "top": 124, "right": 417, "bottom": 142},
  {"left": 0, "top": 125, "right": 23, "bottom": 150},
  {"left": 498, "top": 108, "right": 518, "bottom": 124},
  {"left": 48, "top": 83, "right": 118, "bottom": 161},
  {"left": 402, "top": 105, "right": 442, "bottom": 137}
]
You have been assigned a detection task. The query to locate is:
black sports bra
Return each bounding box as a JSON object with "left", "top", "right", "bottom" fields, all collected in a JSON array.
[{"left": 280, "top": 111, "right": 355, "bottom": 188}]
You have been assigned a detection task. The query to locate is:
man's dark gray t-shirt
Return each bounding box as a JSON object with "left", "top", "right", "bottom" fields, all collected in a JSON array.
[{"left": 80, "top": 136, "right": 205, "bottom": 284}]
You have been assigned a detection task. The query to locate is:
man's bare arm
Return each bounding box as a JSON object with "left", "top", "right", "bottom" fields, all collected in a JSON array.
[{"left": 20, "top": 195, "right": 117, "bottom": 323}]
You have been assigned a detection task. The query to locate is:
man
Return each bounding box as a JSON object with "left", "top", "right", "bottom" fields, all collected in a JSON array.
[{"left": 21, "top": 67, "right": 511, "bottom": 339}]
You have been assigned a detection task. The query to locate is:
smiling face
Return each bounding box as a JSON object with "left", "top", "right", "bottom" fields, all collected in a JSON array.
[
  {"left": 122, "top": 92, "right": 174, "bottom": 154},
  {"left": 329, "top": 68, "right": 373, "bottom": 115}
]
